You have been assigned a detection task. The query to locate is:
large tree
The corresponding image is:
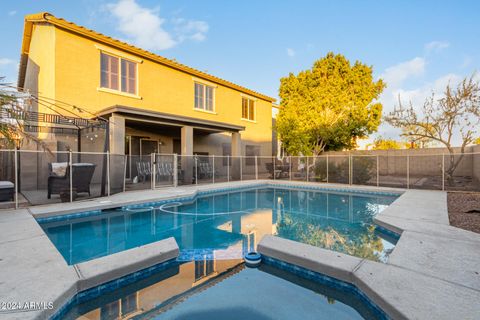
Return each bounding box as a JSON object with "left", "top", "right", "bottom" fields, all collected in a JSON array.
[
  {"left": 386, "top": 74, "right": 480, "bottom": 184},
  {"left": 276, "top": 53, "right": 385, "bottom": 155}
]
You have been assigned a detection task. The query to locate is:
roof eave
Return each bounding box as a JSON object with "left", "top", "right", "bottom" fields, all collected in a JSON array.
[{"left": 20, "top": 12, "right": 276, "bottom": 103}]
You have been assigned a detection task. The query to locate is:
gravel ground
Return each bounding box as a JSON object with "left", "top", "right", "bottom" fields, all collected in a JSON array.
[{"left": 448, "top": 192, "right": 480, "bottom": 234}]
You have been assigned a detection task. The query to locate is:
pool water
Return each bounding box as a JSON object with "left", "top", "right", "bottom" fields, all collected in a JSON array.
[
  {"left": 63, "top": 259, "right": 387, "bottom": 320},
  {"left": 40, "top": 187, "right": 398, "bottom": 265}
]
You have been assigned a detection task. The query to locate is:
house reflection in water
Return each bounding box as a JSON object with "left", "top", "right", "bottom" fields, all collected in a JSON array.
[
  {"left": 42, "top": 188, "right": 393, "bottom": 265},
  {"left": 73, "top": 259, "right": 244, "bottom": 320},
  {"left": 58, "top": 189, "right": 395, "bottom": 318}
]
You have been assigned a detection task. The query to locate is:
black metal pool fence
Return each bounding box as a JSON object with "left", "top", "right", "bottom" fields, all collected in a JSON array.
[{"left": 0, "top": 149, "right": 479, "bottom": 208}]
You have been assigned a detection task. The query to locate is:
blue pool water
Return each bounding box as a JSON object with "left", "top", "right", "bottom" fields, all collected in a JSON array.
[
  {"left": 39, "top": 186, "right": 398, "bottom": 265},
  {"left": 62, "top": 259, "right": 387, "bottom": 320}
]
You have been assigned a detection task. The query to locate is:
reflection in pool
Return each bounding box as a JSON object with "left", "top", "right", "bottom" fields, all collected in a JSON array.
[
  {"left": 40, "top": 187, "right": 398, "bottom": 265},
  {"left": 63, "top": 259, "right": 387, "bottom": 320}
]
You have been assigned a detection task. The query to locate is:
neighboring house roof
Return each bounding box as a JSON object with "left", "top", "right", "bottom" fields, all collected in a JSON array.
[{"left": 18, "top": 12, "right": 276, "bottom": 103}]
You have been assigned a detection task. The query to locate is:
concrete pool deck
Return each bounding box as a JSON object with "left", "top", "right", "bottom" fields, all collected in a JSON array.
[{"left": 0, "top": 180, "right": 479, "bottom": 319}]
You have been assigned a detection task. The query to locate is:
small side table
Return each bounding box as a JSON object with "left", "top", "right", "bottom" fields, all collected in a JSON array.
[{"left": 0, "top": 181, "right": 14, "bottom": 202}]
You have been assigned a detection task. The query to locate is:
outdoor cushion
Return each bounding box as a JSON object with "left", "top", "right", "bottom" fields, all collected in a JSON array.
[
  {"left": 51, "top": 162, "right": 68, "bottom": 177},
  {"left": 0, "top": 181, "right": 14, "bottom": 189}
]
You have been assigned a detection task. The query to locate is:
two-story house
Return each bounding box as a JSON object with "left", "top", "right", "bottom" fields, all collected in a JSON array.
[{"left": 17, "top": 12, "right": 275, "bottom": 164}]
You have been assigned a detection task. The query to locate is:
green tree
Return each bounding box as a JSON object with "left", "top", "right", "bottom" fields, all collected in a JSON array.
[
  {"left": 276, "top": 53, "right": 385, "bottom": 155},
  {"left": 372, "top": 137, "right": 403, "bottom": 150}
]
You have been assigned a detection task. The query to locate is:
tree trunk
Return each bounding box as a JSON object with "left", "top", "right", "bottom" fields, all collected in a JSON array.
[{"left": 445, "top": 152, "right": 464, "bottom": 187}]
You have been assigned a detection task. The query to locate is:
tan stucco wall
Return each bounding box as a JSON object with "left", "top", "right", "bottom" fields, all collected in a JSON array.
[
  {"left": 51, "top": 27, "right": 272, "bottom": 150},
  {"left": 22, "top": 23, "right": 272, "bottom": 155}
]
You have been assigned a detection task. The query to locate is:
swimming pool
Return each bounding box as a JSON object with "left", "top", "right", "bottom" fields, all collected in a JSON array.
[
  {"left": 39, "top": 185, "right": 399, "bottom": 265},
  {"left": 62, "top": 259, "right": 388, "bottom": 320}
]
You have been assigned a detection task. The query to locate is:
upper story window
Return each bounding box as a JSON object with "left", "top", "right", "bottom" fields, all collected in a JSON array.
[
  {"left": 100, "top": 52, "right": 137, "bottom": 95},
  {"left": 242, "top": 97, "right": 255, "bottom": 121},
  {"left": 100, "top": 53, "right": 119, "bottom": 90},
  {"left": 121, "top": 59, "right": 136, "bottom": 94},
  {"left": 194, "top": 82, "right": 215, "bottom": 112}
]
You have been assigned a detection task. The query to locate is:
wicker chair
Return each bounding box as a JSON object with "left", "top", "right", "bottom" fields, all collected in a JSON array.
[{"left": 47, "top": 163, "right": 96, "bottom": 199}]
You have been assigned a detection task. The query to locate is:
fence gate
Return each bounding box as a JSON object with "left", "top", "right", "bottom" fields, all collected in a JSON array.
[{"left": 153, "top": 154, "right": 176, "bottom": 188}]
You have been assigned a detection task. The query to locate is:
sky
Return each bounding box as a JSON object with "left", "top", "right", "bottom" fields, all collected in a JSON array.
[{"left": 1, "top": 0, "right": 479, "bottom": 145}]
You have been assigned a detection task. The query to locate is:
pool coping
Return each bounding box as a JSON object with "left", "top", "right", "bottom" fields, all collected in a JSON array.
[
  {"left": 75, "top": 237, "right": 179, "bottom": 292},
  {"left": 1, "top": 180, "right": 479, "bottom": 319},
  {"left": 0, "top": 229, "right": 179, "bottom": 320},
  {"left": 258, "top": 186, "right": 480, "bottom": 319}
]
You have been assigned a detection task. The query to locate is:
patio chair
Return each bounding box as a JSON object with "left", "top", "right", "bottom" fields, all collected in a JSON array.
[
  {"left": 136, "top": 161, "right": 152, "bottom": 182},
  {"left": 265, "top": 162, "right": 281, "bottom": 179},
  {"left": 47, "top": 163, "right": 96, "bottom": 198},
  {"left": 279, "top": 162, "right": 290, "bottom": 178},
  {"left": 156, "top": 162, "right": 173, "bottom": 181},
  {"left": 197, "top": 161, "right": 214, "bottom": 179}
]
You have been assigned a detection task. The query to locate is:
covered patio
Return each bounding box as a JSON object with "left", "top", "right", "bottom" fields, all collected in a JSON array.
[{"left": 101, "top": 105, "right": 246, "bottom": 186}]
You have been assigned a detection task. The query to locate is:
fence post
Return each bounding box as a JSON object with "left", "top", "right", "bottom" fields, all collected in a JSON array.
[
  {"left": 255, "top": 156, "right": 258, "bottom": 180},
  {"left": 212, "top": 155, "right": 215, "bottom": 184},
  {"left": 14, "top": 148, "right": 18, "bottom": 209},
  {"left": 195, "top": 156, "right": 198, "bottom": 185},
  {"left": 306, "top": 157, "right": 309, "bottom": 182},
  {"left": 289, "top": 156, "right": 292, "bottom": 180},
  {"left": 442, "top": 154, "right": 445, "bottom": 191},
  {"left": 69, "top": 151, "right": 73, "bottom": 202},
  {"left": 376, "top": 155, "right": 379, "bottom": 187},
  {"left": 406, "top": 155, "right": 410, "bottom": 189},
  {"left": 349, "top": 154, "right": 352, "bottom": 185},
  {"left": 227, "top": 155, "right": 230, "bottom": 182},
  {"left": 173, "top": 154, "right": 178, "bottom": 187},
  {"left": 326, "top": 155, "right": 329, "bottom": 183},
  {"left": 273, "top": 156, "right": 275, "bottom": 180},
  {"left": 107, "top": 151, "right": 111, "bottom": 195},
  {"left": 123, "top": 155, "right": 127, "bottom": 192}
]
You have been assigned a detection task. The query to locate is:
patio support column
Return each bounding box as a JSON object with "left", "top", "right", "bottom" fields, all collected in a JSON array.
[
  {"left": 231, "top": 132, "right": 241, "bottom": 180},
  {"left": 181, "top": 126, "right": 193, "bottom": 184},
  {"left": 109, "top": 113, "right": 125, "bottom": 155},
  {"left": 108, "top": 114, "right": 125, "bottom": 194}
]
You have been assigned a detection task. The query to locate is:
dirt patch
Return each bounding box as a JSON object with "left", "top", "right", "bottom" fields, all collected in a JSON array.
[{"left": 448, "top": 192, "right": 480, "bottom": 234}]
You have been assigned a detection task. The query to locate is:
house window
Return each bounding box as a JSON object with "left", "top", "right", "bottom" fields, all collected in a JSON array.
[
  {"left": 242, "top": 97, "right": 255, "bottom": 121},
  {"left": 100, "top": 52, "right": 137, "bottom": 94},
  {"left": 101, "top": 53, "right": 119, "bottom": 90},
  {"left": 121, "top": 59, "right": 136, "bottom": 94},
  {"left": 245, "top": 145, "right": 260, "bottom": 165},
  {"left": 194, "top": 82, "right": 215, "bottom": 112}
]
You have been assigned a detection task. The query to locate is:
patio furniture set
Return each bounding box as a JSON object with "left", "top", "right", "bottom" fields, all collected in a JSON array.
[{"left": 47, "top": 162, "right": 96, "bottom": 200}]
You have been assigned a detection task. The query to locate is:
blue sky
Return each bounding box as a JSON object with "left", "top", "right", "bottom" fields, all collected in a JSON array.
[{"left": 1, "top": 0, "right": 479, "bottom": 143}]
